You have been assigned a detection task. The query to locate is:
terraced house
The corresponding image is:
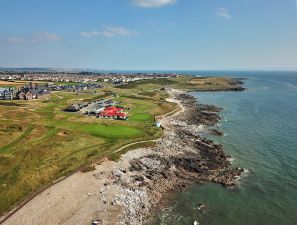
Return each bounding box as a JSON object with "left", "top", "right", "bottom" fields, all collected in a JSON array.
[
  {"left": 16, "top": 83, "right": 50, "bottom": 100},
  {"left": 0, "top": 87, "right": 15, "bottom": 100}
]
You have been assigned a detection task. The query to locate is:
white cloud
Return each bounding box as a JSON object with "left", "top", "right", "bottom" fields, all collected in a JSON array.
[
  {"left": 131, "top": 0, "right": 177, "bottom": 8},
  {"left": 32, "top": 32, "right": 61, "bottom": 42},
  {"left": 80, "top": 26, "right": 136, "bottom": 38},
  {"left": 215, "top": 8, "right": 231, "bottom": 19},
  {"left": 6, "top": 37, "right": 27, "bottom": 44},
  {"left": 80, "top": 31, "right": 101, "bottom": 38},
  {"left": 6, "top": 32, "right": 61, "bottom": 44}
]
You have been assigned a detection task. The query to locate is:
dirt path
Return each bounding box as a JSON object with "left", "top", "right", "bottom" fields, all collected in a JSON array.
[
  {"left": 1, "top": 89, "right": 242, "bottom": 225},
  {"left": 0, "top": 124, "right": 36, "bottom": 153},
  {"left": 113, "top": 139, "right": 157, "bottom": 153},
  {"left": 113, "top": 94, "right": 185, "bottom": 154},
  {"left": 0, "top": 89, "right": 186, "bottom": 225}
]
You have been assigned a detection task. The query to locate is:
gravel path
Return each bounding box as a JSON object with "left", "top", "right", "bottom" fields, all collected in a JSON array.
[
  {"left": 1, "top": 89, "right": 186, "bottom": 225},
  {"left": 1, "top": 89, "right": 242, "bottom": 225}
]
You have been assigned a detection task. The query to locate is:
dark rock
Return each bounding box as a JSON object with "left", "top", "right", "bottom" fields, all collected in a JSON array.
[
  {"left": 129, "top": 159, "right": 143, "bottom": 172},
  {"left": 208, "top": 129, "right": 224, "bottom": 136}
]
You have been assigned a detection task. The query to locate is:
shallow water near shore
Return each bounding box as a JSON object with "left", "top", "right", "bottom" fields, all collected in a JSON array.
[{"left": 151, "top": 71, "right": 297, "bottom": 225}]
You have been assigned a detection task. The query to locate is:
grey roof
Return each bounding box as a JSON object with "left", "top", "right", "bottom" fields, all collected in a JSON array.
[{"left": 0, "top": 88, "right": 9, "bottom": 92}]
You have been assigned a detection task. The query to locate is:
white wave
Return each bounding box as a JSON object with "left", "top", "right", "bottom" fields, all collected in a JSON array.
[
  {"left": 235, "top": 169, "right": 250, "bottom": 183},
  {"left": 198, "top": 124, "right": 205, "bottom": 130},
  {"left": 228, "top": 157, "right": 235, "bottom": 164},
  {"left": 268, "top": 79, "right": 297, "bottom": 90}
]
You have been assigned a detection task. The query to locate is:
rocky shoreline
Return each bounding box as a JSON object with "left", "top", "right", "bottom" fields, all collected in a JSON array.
[
  {"left": 110, "top": 90, "right": 244, "bottom": 225},
  {"left": 1, "top": 89, "right": 244, "bottom": 225}
]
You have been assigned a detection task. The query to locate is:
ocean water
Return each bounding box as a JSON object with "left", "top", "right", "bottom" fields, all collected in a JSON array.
[{"left": 152, "top": 71, "right": 297, "bottom": 225}]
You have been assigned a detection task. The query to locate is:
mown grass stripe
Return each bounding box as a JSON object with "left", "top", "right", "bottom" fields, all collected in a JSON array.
[{"left": 0, "top": 124, "right": 36, "bottom": 153}]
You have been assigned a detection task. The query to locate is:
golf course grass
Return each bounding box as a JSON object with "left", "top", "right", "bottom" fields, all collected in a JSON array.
[{"left": 0, "top": 76, "right": 242, "bottom": 215}]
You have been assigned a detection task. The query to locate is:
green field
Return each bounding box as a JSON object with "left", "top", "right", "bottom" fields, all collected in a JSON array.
[{"left": 0, "top": 76, "right": 242, "bottom": 215}]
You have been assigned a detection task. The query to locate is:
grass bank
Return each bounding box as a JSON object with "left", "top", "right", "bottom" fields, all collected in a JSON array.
[{"left": 0, "top": 76, "right": 243, "bottom": 215}]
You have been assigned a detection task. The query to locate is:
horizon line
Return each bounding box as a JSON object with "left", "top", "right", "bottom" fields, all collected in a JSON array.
[{"left": 0, "top": 67, "right": 297, "bottom": 72}]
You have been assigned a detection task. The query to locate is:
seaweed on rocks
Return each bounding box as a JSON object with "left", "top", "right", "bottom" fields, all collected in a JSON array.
[
  {"left": 177, "top": 94, "right": 223, "bottom": 126},
  {"left": 113, "top": 92, "right": 244, "bottom": 225}
]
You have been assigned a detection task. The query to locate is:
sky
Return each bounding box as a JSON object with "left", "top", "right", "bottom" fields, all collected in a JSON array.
[{"left": 0, "top": 0, "right": 296, "bottom": 70}]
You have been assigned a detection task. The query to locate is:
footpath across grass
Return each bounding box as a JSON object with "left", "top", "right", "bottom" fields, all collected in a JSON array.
[
  {"left": 0, "top": 85, "right": 176, "bottom": 215},
  {"left": 0, "top": 76, "right": 241, "bottom": 215}
]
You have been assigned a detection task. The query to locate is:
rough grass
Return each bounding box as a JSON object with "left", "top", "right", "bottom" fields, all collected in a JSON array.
[
  {"left": 70, "top": 123, "right": 143, "bottom": 139},
  {"left": 0, "top": 76, "right": 242, "bottom": 215},
  {"left": 116, "top": 78, "right": 176, "bottom": 89},
  {"left": 173, "top": 76, "right": 244, "bottom": 91},
  {"left": 0, "top": 80, "right": 46, "bottom": 87},
  {"left": 0, "top": 124, "right": 35, "bottom": 153},
  {"left": 0, "top": 85, "right": 177, "bottom": 215}
]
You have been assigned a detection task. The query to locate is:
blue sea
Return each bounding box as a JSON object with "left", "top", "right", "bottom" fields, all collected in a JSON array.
[{"left": 153, "top": 71, "right": 297, "bottom": 225}]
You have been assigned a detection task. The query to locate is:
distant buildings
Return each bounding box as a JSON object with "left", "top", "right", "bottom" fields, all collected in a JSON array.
[
  {"left": 65, "top": 99, "right": 128, "bottom": 120},
  {"left": 15, "top": 82, "right": 50, "bottom": 100},
  {"left": 47, "top": 83, "right": 102, "bottom": 92},
  {"left": 0, "top": 71, "right": 180, "bottom": 85},
  {"left": 0, "top": 81, "right": 104, "bottom": 101},
  {"left": 98, "top": 107, "right": 128, "bottom": 120},
  {"left": 0, "top": 70, "right": 181, "bottom": 101},
  {"left": 0, "top": 82, "right": 50, "bottom": 100},
  {"left": 0, "top": 87, "right": 15, "bottom": 100},
  {"left": 81, "top": 99, "right": 116, "bottom": 115}
]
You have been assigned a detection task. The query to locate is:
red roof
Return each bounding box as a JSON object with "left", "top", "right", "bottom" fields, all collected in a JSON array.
[
  {"left": 99, "top": 112, "right": 127, "bottom": 117},
  {"left": 104, "top": 107, "right": 123, "bottom": 113},
  {"left": 99, "top": 107, "right": 127, "bottom": 117}
]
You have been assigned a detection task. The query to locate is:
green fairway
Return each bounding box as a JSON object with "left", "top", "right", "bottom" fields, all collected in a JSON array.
[
  {"left": 71, "top": 123, "right": 143, "bottom": 138},
  {"left": 0, "top": 76, "right": 241, "bottom": 215},
  {"left": 130, "top": 114, "right": 153, "bottom": 121},
  {"left": 0, "top": 82, "right": 178, "bottom": 215}
]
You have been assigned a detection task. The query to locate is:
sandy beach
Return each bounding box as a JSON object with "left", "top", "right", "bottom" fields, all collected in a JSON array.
[{"left": 1, "top": 89, "right": 243, "bottom": 225}]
